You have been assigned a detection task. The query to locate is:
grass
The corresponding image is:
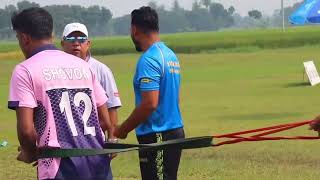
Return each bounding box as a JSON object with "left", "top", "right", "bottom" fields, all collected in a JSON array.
[
  {"left": 3, "top": 26, "right": 320, "bottom": 55},
  {"left": 1, "top": 45, "right": 320, "bottom": 179}
]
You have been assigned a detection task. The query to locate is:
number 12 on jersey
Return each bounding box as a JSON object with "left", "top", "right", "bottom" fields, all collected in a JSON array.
[{"left": 55, "top": 89, "right": 96, "bottom": 137}]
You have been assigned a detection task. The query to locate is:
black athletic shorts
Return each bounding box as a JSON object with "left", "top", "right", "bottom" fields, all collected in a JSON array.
[{"left": 137, "top": 128, "right": 185, "bottom": 180}]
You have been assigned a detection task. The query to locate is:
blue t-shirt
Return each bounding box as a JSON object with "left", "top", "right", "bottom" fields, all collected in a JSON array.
[{"left": 134, "top": 42, "right": 184, "bottom": 136}]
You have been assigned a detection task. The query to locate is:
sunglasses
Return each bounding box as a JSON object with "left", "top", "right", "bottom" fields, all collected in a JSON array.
[{"left": 64, "top": 36, "right": 88, "bottom": 43}]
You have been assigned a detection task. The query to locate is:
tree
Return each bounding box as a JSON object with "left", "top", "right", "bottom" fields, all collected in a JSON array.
[
  {"left": 17, "top": 1, "right": 40, "bottom": 11},
  {"left": 112, "top": 15, "right": 130, "bottom": 35},
  {"left": 209, "top": 3, "right": 234, "bottom": 29},
  {"left": 0, "top": 5, "right": 16, "bottom": 29},
  {"left": 4, "top": 4, "right": 17, "bottom": 13},
  {"left": 228, "top": 6, "right": 235, "bottom": 15},
  {"left": 248, "top": 10, "right": 262, "bottom": 19},
  {"left": 159, "top": 9, "right": 190, "bottom": 33},
  {"left": 0, "top": 1, "right": 114, "bottom": 39},
  {"left": 0, "top": 0, "right": 304, "bottom": 39},
  {"left": 201, "top": 0, "right": 211, "bottom": 9},
  {"left": 173, "top": 0, "right": 181, "bottom": 11},
  {"left": 192, "top": 0, "right": 201, "bottom": 11},
  {"left": 148, "top": 1, "right": 157, "bottom": 10},
  {"left": 209, "top": 3, "right": 226, "bottom": 17},
  {"left": 186, "top": 7, "right": 214, "bottom": 31},
  {"left": 0, "top": 5, "right": 17, "bottom": 39},
  {"left": 272, "top": 1, "right": 303, "bottom": 27},
  {"left": 43, "top": 4, "right": 112, "bottom": 37}
]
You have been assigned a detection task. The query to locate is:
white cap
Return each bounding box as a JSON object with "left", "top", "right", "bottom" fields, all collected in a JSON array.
[{"left": 62, "top": 23, "right": 89, "bottom": 38}]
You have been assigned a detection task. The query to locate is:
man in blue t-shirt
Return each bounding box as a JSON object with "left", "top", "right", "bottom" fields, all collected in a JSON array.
[{"left": 114, "top": 6, "right": 185, "bottom": 180}]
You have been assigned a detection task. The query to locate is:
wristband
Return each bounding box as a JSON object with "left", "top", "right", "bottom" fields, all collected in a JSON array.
[{"left": 107, "top": 138, "right": 119, "bottom": 143}]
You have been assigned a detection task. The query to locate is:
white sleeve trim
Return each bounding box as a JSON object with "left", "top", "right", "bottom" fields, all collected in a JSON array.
[{"left": 155, "top": 44, "right": 165, "bottom": 76}]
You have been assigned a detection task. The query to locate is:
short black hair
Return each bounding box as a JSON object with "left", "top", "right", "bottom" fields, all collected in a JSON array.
[
  {"left": 131, "top": 6, "right": 159, "bottom": 33},
  {"left": 11, "top": 7, "right": 53, "bottom": 40}
]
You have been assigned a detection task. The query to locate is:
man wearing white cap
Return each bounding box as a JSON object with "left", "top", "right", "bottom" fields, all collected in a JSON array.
[{"left": 61, "top": 23, "right": 121, "bottom": 179}]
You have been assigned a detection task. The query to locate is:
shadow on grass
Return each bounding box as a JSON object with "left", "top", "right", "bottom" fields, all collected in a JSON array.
[
  {"left": 284, "top": 82, "right": 310, "bottom": 88},
  {"left": 217, "top": 112, "right": 303, "bottom": 121}
]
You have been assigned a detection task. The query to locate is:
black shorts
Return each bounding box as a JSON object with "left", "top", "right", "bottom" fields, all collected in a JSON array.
[{"left": 137, "top": 128, "right": 185, "bottom": 180}]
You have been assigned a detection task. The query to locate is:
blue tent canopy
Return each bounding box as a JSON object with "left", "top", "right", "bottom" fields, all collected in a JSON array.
[{"left": 289, "top": 0, "right": 320, "bottom": 25}]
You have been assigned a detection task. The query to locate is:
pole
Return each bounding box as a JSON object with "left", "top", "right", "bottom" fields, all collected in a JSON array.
[{"left": 282, "top": 0, "right": 285, "bottom": 32}]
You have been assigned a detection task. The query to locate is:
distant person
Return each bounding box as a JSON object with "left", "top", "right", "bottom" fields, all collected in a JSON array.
[
  {"left": 61, "top": 22, "right": 122, "bottom": 179},
  {"left": 114, "top": 6, "right": 185, "bottom": 180},
  {"left": 8, "top": 7, "right": 114, "bottom": 180},
  {"left": 310, "top": 116, "right": 320, "bottom": 135}
]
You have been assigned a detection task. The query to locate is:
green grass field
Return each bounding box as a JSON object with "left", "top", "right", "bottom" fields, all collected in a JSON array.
[
  {"left": 2, "top": 28, "right": 320, "bottom": 179},
  {"left": 3, "top": 26, "right": 320, "bottom": 55}
]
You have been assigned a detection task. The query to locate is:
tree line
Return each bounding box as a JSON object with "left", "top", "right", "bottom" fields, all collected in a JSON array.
[{"left": 0, "top": 0, "right": 303, "bottom": 39}]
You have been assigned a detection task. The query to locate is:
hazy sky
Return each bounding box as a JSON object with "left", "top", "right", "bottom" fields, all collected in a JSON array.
[{"left": 1, "top": 0, "right": 303, "bottom": 17}]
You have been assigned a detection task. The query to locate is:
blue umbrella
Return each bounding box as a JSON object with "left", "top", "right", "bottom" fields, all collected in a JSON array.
[
  {"left": 289, "top": 0, "right": 320, "bottom": 25},
  {"left": 306, "top": 1, "right": 320, "bottom": 23}
]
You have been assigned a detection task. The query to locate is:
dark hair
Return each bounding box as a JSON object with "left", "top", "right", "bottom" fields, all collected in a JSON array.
[
  {"left": 11, "top": 7, "right": 53, "bottom": 40},
  {"left": 131, "top": 6, "right": 159, "bottom": 33}
]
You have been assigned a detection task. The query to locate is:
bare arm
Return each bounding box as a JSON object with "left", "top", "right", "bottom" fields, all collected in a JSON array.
[
  {"left": 115, "top": 91, "right": 159, "bottom": 139},
  {"left": 108, "top": 107, "right": 119, "bottom": 141},
  {"left": 16, "top": 107, "right": 37, "bottom": 163},
  {"left": 97, "top": 104, "right": 114, "bottom": 138},
  {"left": 108, "top": 107, "right": 118, "bottom": 127}
]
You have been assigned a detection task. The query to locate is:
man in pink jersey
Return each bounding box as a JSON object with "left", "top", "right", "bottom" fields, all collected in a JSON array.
[{"left": 8, "top": 7, "right": 114, "bottom": 180}]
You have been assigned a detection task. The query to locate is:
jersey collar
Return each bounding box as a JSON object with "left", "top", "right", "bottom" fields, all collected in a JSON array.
[{"left": 29, "top": 44, "right": 58, "bottom": 58}]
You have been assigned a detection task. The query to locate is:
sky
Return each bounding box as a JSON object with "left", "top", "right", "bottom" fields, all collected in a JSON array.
[{"left": 1, "top": 0, "right": 303, "bottom": 17}]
